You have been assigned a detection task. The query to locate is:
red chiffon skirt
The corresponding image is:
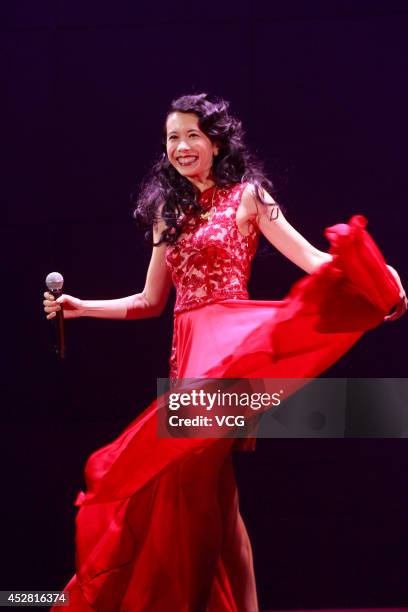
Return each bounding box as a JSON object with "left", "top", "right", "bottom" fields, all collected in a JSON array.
[{"left": 53, "top": 216, "right": 400, "bottom": 611}]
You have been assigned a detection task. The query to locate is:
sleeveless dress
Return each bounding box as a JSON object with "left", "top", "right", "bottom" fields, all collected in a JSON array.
[{"left": 53, "top": 182, "right": 400, "bottom": 611}]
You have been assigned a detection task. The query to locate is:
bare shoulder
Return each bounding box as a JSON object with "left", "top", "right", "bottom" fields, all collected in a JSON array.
[{"left": 237, "top": 182, "right": 278, "bottom": 226}]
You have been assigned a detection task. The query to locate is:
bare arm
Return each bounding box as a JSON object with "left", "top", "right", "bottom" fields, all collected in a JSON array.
[
  {"left": 43, "top": 217, "right": 173, "bottom": 320},
  {"left": 240, "top": 184, "right": 332, "bottom": 274},
  {"left": 82, "top": 232, "right": 172, "bottom": 319},
  {"left": 239, "top": 184, "right": 407, "bottom": 321}
]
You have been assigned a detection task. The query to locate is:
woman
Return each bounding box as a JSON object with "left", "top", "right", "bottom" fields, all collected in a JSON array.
[{"left": 44, "top": 93, "right": 406, "bottom": 611}]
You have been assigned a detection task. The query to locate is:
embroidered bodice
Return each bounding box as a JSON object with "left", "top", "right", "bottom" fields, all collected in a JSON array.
[{"left": 165, "top": 182, "right": 259, "bottom": 315}]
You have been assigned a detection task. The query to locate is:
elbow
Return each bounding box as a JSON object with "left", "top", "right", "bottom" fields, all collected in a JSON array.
[
  {"left": 150, "top": 304, "right": 166, "bottom": 318},
  {"left": 140, "top": 292, "right": 166, "bottom": 318}
]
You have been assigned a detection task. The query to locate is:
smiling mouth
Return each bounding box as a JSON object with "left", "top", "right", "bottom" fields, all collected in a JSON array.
[{"left": 177, "top": 156, "right": 198, "bottom": 166}]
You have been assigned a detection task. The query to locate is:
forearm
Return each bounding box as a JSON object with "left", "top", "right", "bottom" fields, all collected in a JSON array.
[
  {"left": 81, "top": 292, "right": 161, "bottom": 320},
  {"left": 305, "top": 251, "right": 334, "bottom": 275}
]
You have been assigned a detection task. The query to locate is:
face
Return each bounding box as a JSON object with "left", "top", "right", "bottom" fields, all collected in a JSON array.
[{"left": 165, "top": 112, "right": 219, "bottom": 184}]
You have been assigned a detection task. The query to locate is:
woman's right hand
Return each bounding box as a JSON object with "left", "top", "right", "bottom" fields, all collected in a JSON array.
[{"left": 43, "top": 292, "right": 84, "bottom": 320}]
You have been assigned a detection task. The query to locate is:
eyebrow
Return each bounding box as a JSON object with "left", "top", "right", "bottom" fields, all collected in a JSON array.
[{"left": 167, "top": 129, "right": 200, "bottom": 136}]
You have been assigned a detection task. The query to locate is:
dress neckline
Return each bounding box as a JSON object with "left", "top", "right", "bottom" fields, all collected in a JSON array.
[{"left": 197, "top": 184, "right": 216, "bottom": 200}]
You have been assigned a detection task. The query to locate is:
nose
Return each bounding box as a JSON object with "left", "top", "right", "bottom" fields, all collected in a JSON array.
[{"left": 177, "top": 140, "right": 190, "bottom": 153}]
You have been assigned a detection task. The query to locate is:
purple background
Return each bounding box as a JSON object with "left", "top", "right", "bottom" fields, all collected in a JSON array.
[{"left": 3, "top": 1, "right": 408, "bottom": 609}]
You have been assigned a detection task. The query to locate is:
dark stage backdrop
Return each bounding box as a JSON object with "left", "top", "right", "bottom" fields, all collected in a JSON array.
[{"left": 3, "top": 1, "right": 408, "bottom": 609}]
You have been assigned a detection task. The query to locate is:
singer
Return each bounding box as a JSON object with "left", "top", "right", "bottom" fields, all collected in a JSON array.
[{"left": 43, "top": 93, "right": 406, "bottom": 611}]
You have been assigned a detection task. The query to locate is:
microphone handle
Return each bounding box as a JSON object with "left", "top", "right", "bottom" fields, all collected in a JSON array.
[{"left": 50, "top": 288, "right": 66, "bottom": 359}]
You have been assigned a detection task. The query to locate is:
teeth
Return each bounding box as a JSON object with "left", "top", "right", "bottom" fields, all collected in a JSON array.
[{"left": 178, "top": 156, "right": 198, "bottom": 165}]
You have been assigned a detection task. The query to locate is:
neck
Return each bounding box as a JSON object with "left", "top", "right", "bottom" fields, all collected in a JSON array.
[{"left": 186, "top": 171, "right": 215, "bottom": 193}]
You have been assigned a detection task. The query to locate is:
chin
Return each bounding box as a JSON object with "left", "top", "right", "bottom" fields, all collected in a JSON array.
[{"left": 178, "top": 168, "right": 200, "bottom": 179}]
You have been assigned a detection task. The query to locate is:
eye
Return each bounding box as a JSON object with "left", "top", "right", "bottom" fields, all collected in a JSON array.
[{"left": 168, "top": 135, "right": 177, "bottom": 140}]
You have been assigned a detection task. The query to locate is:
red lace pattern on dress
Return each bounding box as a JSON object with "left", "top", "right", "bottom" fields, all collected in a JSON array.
[{"left": 166, "top": 182, "right": 259, "bottom": 378}]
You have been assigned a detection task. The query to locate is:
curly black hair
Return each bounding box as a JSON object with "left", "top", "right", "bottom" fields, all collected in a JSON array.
[{"left": 133, "top": 93, "right": 279, "bottom": 245}]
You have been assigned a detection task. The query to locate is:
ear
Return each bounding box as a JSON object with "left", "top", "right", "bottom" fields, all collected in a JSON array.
[{"left": 211, "top": 137, "right": 221, "bottom": 156}]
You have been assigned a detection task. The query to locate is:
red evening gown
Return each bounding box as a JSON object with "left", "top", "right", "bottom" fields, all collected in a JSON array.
[{"left": 53, "top": 182, "right": 400, "bottom": 611}]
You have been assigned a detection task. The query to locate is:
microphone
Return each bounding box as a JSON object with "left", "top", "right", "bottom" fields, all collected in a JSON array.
[{"left": 45, "top": 271, "right": 66, "bottom": 359}]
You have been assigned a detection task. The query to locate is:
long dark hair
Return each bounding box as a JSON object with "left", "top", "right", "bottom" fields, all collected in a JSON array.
[{"left": 133, "top": 93, "right": 279, "bottom": 245}]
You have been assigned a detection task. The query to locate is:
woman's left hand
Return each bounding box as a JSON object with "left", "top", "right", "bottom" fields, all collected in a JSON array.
[{"left": 384, "top": 265, "right": 407, "bottom": 322}]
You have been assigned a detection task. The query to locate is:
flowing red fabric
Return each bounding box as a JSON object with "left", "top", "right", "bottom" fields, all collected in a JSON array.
[{"left": 52, "top": 214, "right": 400, "bottom": 612}]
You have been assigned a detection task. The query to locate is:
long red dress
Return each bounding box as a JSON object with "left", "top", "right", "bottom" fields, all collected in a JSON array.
[{"left": 53, "top": 182, "right": 400, "bottom": 611}]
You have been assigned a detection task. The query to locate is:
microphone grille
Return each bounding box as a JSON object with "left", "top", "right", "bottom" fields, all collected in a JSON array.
[{"left": 46, "top": 271, "right": 64, "bottom": 291}]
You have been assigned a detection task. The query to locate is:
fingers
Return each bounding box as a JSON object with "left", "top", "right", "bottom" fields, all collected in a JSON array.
[
  {"left": 384, "top": 296, "right": 408, "bottom": 322},
  {"left": 43, "top": 291, "right": 61, "bottom": 320}
]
